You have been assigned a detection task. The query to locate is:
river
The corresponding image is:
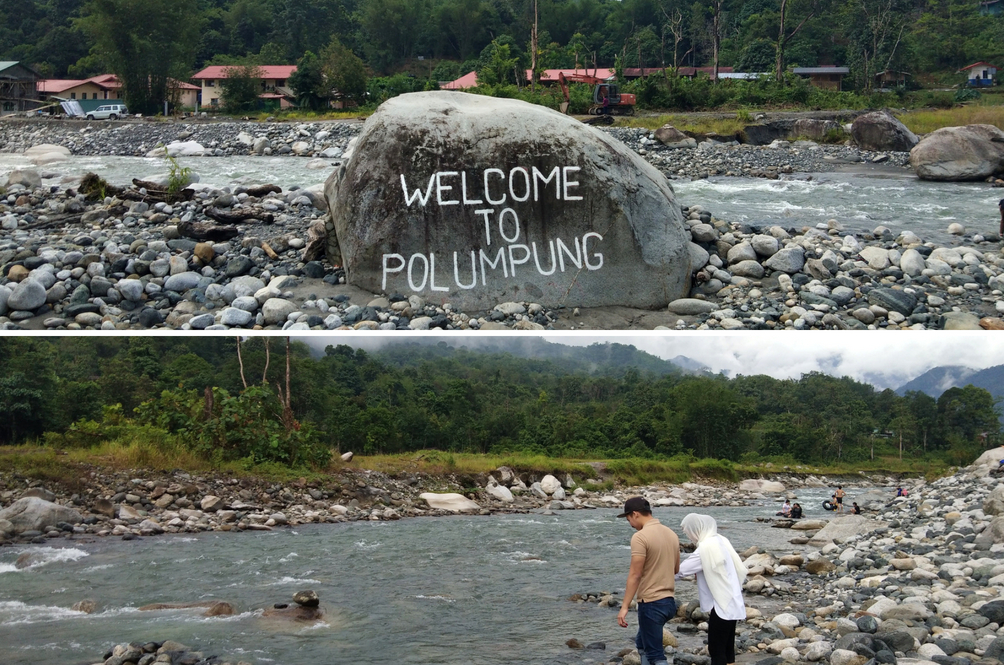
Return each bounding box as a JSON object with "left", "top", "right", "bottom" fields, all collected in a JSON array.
[
  {"left": 0, "top": 487, "right": 859, "bottom": 665},
  {"left": 0, "top": 153, "right": 994, "bottom": 247}
]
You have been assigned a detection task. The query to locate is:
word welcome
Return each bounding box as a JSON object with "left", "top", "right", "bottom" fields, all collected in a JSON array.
[{"left": 400, "top": 166, "right": 582, "bottom": 208}]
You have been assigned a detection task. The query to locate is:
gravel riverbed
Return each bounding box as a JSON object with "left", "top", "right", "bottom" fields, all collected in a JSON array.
[{"left": 0, "top": 118, "right": 998, "bottom": 331}]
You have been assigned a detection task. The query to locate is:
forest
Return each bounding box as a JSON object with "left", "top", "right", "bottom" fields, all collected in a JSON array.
[
  {"left": 4, "top": 0, "right": 1003, "bottom": 106},
  {"left": 0, "top": 337, "right": 998, "bottom": 470}
]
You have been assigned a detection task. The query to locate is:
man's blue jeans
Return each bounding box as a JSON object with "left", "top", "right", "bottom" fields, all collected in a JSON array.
[{"left": 636, "top": 595, "right": 677, "bottom": 665}]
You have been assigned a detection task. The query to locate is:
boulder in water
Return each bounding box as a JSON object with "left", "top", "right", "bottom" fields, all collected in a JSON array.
[
  {"left": 325, "top": 91, "right": 691, "bottom": 310},
  {"left": 0, "top": 497, "right": 81, "bottom": 534},
  {"left": 909, "top": 124, "right": 1004, "bottom": 181},
  {"left": 851, "top": 111, "right": 918, "bottom": 152},
  {"left": 419, "top": 492, "right": 481, "bottom": 512}
]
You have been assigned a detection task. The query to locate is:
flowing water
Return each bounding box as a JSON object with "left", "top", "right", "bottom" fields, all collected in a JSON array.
[
  {"left": 0, "top": 153, "right": 996, "bottom": 247},
  {"left": 0, "top": 487, "right": 863, "bottom": 665}
]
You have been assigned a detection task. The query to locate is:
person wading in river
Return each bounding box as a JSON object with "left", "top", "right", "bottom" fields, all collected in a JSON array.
[
  {"left": 616, "top": 497, "right": 680, "bottom": 665},
  {"left": 676, "top": 514, "right": 748, "bottom": 665}
]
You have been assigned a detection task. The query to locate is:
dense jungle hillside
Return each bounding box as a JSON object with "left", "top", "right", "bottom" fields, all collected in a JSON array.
[
  {"left": 5, "top": 0, "right": 1002, "bottom": 90},
  {"left": 0, "top": 337, "right": 998, "bottom": 470}
]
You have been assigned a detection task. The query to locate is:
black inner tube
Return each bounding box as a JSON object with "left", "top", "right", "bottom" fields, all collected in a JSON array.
[{"left": 822, "top": 500, "right": 835, "bottom": 511}]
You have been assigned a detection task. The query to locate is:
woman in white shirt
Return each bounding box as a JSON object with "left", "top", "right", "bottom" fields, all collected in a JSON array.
[{"left": 675, "top": 514, "right": 747, "bottom": 665}]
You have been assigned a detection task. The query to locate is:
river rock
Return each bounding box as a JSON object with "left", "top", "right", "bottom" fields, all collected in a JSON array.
[
  {"left": 324, "top": 91, "right": 691, "bottom": 310},
  {"left": 808, "top": 515, "right": 886, "bottom": 546},
  {"left": 419, "top": 492, "right": 481, "bottom": 512},
  {"left": 739, "top": 479, "right": 785, "bottom": 493},
  {"left": 654, "top": 124, "right": 697, "bottom": 148},
  {"left": 0, "top": 497, "right": 82, "bottom": 533},
  {"left": 667, "top": 298, "right": 719, "bottom": 315},
  {"left": 72, "top": 599, "right": 96, "bottom": 613},
  {"left": 540, "top": 474, "right": 562, "bottom": 495},
  {"left": 486, "top": 477, "right": 514, "bottom": 502},
  {"left": 4, "top": 169, "right": 42, "bottom": 189},
  {"left": 909, "top": 124, "right": 1004, "bottom": 181},
  {"left": 293, "top": 590, "right": 320, "bottom": 607},
  {"left": 7, "top": 278, "right": 46, "bottom": 311},
  {"left": 851, "top": 111, "right": 918, "bottom": 152}
]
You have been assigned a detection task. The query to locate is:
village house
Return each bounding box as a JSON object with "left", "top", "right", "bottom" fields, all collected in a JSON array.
[
  {"left": 873, "top": 70, "right": 911, "bottom": 89},
  {"left": 960, "top": 62, "right": 997, "bottom": 86},
  {"left": 792, "top": 66, "right": 849, "bottom": 90},
  {"left": 37, "top": 74, "right": 200, "bottom": 111},
  {"left": 191, "top": 65, "right": 297, "bottom": 109},
  {"left": 0, "top": 61, "right": 41, "bottom": 114}
]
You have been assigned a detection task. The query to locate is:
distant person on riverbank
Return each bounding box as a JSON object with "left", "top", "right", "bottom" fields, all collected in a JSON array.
[
  {"left": 999, "top": 199, "right": 1003, "bottom": 237},
  {"left": 790, "top": 503, "right": 802, "bottom": 519},
  {"left": 677, "top": 514, "right": 747, "bottom": 665},
  {"left": 778, "top": 499, "right": 791, "bottom": 517},
  {"left": 852, "top": 502, "right": 861, "bottom": 515},
  {"left": 896, "top": 487, "right": 908, "bottom": 497},
  {"left": 616, "top": 497, "right": 680, "bottom": 665},
  {"left": 834, "top": 486, "right": 845, "bottom": 514}
]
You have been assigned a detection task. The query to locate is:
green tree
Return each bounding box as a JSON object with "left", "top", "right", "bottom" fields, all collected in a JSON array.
[
  {"left": 76, "top": 0, "right": 203, "bottom": 115},
  {"left": 477, "top": 38, "right": 520, "bottom": 86},
  {"left": 289, "top": 50, "right": 327, "bottom": 109},
  {"left": 319, "top": 36, "right": 368, "bottom": 102},
  {"left": 221, "top": 63, "right": 264, "bottom": 113}
]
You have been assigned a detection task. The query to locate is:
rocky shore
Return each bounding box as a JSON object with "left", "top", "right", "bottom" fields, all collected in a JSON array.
[
  {"left": 0, "top": 462, "right": 784, "bottom": 545},
  {"left": 0, "top": 118, "right": 999, "bottom": 330},
  {"left": 568, "top": 449, "right": 1004, "bottom": 665}
]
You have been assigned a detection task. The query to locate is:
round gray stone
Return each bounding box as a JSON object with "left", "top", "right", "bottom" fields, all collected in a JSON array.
[{"left": 7, "top": 279, "right": 46, "bottom": 311}]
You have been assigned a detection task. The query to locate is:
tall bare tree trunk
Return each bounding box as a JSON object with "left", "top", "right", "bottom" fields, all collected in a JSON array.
[
  {"left": 712, "top": 0, "right": 721, "bottom": 82},
  {"left": 530, "top": 0, "right": 539, "bottom": 93},
  {"left": 775, "top": 0, "right": 788, "bottom": 81},
  {"left": 237, "top": 338, "right": 247, "bottom": 389}
]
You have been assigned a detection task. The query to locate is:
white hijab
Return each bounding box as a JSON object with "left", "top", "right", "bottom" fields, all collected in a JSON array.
[{"left": 680, "top": 513, "right": 747, "bottom": 612}]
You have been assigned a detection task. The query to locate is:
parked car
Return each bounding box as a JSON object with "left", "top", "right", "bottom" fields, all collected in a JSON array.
[{"left": 86, "top": 104, "right": 128, "bottom": 120}]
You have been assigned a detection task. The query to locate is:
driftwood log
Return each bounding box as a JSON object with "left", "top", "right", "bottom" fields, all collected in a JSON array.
[
  {"left": 128, "top": 179, "right": 195, "bottom": 203},
  {"left": 246, "top": 184, "right": 282, "bottom": 197},
  {"left": 204, "top": 207, "right": 275, "bottom": 224},
  {"left": 177, "top": 221, "right": 240, "bottom": 241}
]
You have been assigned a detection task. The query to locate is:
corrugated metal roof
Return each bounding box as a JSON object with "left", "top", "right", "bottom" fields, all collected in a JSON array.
[{"left": 0, "top": 61, "right": 18, "bottom": 70}]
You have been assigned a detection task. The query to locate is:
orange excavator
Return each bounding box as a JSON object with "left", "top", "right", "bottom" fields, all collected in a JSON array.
[{"left": 557, "top": 72, "right": 635, "bottom": 116}]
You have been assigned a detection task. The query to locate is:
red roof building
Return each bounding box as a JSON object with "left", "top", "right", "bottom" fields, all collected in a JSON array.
[{"left": 191, "top": 65, "right": 297, "bottom": 108}]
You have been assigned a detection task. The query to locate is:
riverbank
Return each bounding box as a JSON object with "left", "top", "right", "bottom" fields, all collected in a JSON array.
[
  {"left": 0, "top": 449, "right": 903, "bottom": 546},
  {"left": 1, "top": 118, "right": 1003, "bottom": 330},
  {"left": 4, "top": 450, "right": 1004, "bottom": 665}
]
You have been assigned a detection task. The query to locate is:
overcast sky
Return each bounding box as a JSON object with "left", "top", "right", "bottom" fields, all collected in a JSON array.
[{"left": 294, "top": 332, "right": 1004, "bottom": 390}]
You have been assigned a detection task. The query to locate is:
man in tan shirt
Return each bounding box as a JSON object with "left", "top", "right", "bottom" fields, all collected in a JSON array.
[{"left": 617, "top": 496, "right": 680, "bottom": 665}]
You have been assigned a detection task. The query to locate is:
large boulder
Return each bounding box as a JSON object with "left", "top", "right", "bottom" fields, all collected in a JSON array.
[
  {"left": 325, "top": 91, "right": 692, "bottom": 310},
  {"left": 909, "top": 124, "right": 1004, "bottom": 181},
  {"left": 419, "top": 492, "right": 481, "bottom": 512},
  {"left": 24, "top": 143, "right": 72, "bottom": 165},
  {"left": 3, "top": 169, "right": 42, "bottom": 189},
  {"left": 851, "top": 111, "right": 918, "bottom": 152},
  {"left": 808, "top": 515, "right": 886, "bottom": 546},
  {"left": 0, "top": 497, "right": 82, "bottom": 533},
  {"left": 654, "top": 124, "right": 697, "bottom": 148},
  {"left": 974, "top": 446, "right": 1004, "bottom": 468}
]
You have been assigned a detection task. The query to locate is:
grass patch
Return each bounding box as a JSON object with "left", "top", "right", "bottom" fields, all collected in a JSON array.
[
  {"left": 897, "top": 103, "right": 1004, "bottom": 134},
  {"left": 0, "top": 444, "right": 950, "bottom": 493},
  {"left": 615, "top": 114, "right": 746, "bottom": 136},
  {"left": 355, "top": 450, "right": 596, "bottom": 480},
  {"left": 244, "top": 109, "right": 372, "bottom": 122}
]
